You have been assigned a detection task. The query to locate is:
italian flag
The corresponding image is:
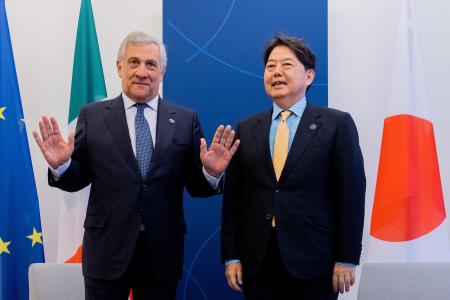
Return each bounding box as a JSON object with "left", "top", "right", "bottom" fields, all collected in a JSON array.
[
  {"left": 57, "top": 0, "right": 107, "bottom": 263},
  {"left": 368, "top": 0, "right": 450, "bottom": 262}
]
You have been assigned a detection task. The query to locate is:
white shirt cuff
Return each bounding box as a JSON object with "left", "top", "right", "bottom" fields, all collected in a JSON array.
[
  {"left": 202, "top": 167, "right": 223, "bottom": 190},
  {"left": 49, "top": 159, "right": 71, "bottom": 180},
  {"left": 225, "top": 259, "right": 241, "bottom": 266}
]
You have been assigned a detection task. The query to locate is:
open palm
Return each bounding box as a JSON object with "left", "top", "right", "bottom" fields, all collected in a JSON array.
[
  {"left": 200, "top": 125, "right": 240, "bottom": 178},
  {"left": 33, "top": 116, "right": 74, "bottom": 169}
]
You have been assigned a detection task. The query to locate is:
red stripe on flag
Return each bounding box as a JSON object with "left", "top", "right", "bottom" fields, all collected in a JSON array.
[
  {"left": 371, "top": 114, "right": 446, "bottom": 242},
  {"left": 65, "top": 245, "right": 82, "bottom": 263}
]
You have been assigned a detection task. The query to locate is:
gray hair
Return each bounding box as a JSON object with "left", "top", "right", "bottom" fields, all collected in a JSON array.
[{"left": 117, "top": 31, "right": 167, "bottom": 72}]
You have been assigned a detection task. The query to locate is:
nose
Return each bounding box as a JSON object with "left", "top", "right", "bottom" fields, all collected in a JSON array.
[
  {"left": 134, "top": 64, "right": 148, "bottom": 79},
  {"left": 273, "top": 64, "right": 282, "bottom": 77}
]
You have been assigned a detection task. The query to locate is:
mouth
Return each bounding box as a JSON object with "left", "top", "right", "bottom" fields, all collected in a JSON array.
[
  {"left": 132, "top": 82, "right": 150, "bottom": 87},
  {"left": 272, "top": 81, "right": 286, "bottom": 87}
]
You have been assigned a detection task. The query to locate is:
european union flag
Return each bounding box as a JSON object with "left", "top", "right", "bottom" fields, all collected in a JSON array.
[{"left": 0, "top": 1, "right": 45, "bottom": 299}]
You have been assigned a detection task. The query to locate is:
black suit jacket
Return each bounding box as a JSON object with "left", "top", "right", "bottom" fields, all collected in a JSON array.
[
  {"left": 221, "top": 103, "right": 365, "bottom": 279},
  {"left": 49, "top": 95, "right": 216, "bottom": 281}
]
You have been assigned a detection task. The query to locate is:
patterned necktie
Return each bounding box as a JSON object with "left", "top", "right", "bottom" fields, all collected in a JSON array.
[
  {"left": 273, "top": 110, "right": 292, "bottom": 181},
  {"left": 135, "top": 103, "right": 153, "bottom": 179}
]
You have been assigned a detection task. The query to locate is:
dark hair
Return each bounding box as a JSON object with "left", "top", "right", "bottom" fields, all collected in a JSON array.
[{"left": 263, "top": 33, "right": 316, "bottom": 71}]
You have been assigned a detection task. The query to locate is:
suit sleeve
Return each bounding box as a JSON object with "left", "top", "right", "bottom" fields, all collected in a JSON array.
[
  {"left": 333, "top": 113, "right": 366, "bottom": 264},
  {"left": 221, "top": 122, "right": 243, "bottom": 263},
  {"left": 184, "top": 112, "right": 217, "bottom": 198},
  {"left": 48, "top": 106, "right": 92, "bottom": 192}
]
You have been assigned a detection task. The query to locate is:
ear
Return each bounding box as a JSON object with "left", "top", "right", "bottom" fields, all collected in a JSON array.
[
  {"left": 116, "top": 60, "right": 123, "bottom": 78},
  {"left": 306, "top": 69, "right": 315, "bottom": 86}
]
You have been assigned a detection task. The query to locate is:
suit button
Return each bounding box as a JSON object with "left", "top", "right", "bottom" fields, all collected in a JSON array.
[{"left": 265, "top": 214, "right": 272, "bottom": 220}]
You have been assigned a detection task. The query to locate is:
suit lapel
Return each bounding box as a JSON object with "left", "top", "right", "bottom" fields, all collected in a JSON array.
[
  {"left": 278, "top": 104, "right": 322, "bottom": 183},
  {"left": 147, "top": 98, "right": 176, "bottom": 177},
  {"left": 103, "top": 95, "right": 141, "bottom": 179},
  {"left": 252, "top": 111, "right": 277, "bottom": 181}
]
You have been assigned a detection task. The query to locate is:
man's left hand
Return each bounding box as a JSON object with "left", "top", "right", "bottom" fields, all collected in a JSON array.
[
  {"left": 332, "top": 263, "right": 356, "bottom": 294},
  {"left": 200, "top": 125, "right": 240, "bottom": 177}
]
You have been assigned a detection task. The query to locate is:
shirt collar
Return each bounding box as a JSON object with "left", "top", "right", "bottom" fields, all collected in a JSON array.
[
  {"left": 271, "top": 97, "right": 307, "bottom": 121},
  {"left": 122, "top": 92, "right": 159, "bottom": 111}
]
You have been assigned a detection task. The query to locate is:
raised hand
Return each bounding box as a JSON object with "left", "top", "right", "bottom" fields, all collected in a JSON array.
[
  {"left": 200, "top": 125, "right": 240, "bottom": 178},
  {"left": 33, "top": 116, "right": 74, "bottom": 169}
]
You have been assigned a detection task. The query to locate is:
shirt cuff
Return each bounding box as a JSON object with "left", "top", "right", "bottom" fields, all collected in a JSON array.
[
  {"left": 336, "top": 262, "right": 356, "bottom": 268},
  {"left": 225, "top": 259, "right": 241, "bottom": 266},
  {"left": 49, "top": 159, "right": 71, "bottom": 180},
  {"left": 202, "top": 167, "right": 223, "bottom": 190}
]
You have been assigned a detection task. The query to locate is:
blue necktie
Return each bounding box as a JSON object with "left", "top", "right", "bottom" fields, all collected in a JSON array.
[{"left": 135, "top": 103, "right": 153, "bottom": 179}]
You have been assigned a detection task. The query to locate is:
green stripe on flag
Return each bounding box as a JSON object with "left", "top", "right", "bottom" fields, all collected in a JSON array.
[{"left": 69, "top": 0, "right": 107, "bottom": 123}]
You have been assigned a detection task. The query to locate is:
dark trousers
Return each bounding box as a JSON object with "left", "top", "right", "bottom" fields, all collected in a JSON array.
[
  {"left": 244, "top": 229, "right": 338, "bottom": 300},
  {"left": 84, "top": 232, "right": 177, "bottom": 300}
]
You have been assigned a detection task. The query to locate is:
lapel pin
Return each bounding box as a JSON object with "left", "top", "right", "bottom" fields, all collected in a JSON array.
[
  {"left": 309, "top": 123, "right": 317, "bottom": 130},
  {"left": 169, "top": 118, "right": 175, "bottom": 124}
]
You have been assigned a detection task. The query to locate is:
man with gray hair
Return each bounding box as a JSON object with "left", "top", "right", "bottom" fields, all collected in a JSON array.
[{"left": 33, "top": 31, "right": 239, "bottom": 299}]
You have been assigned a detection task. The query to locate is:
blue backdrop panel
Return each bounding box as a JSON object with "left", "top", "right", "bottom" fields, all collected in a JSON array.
[{"left": 163, "top": 1, "right": 327, "bottom": 299}]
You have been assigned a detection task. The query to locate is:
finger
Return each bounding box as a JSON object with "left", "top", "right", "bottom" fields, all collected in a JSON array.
[
  {"left": 236, "top": 265, "right": 243, "bottom": 285},
  {"left": 225, "top": 273, "right": 232, "bottom": 288},
  {"left": 344, "top": 271, "right": 351, "bottom": 292},
  {"left": 67, "top": 132, "right": 75, "bottom": 149},
  {"left": 338, "top": 273, "right": 345, "bottom": 294},
  {"left": 33, "top": 131, "right": 45, "bottom": 152},
  {"left": 332, "top": 273, "right": 338, "bottom": 293},
  {"left": 212, "top": 125, "right": 225, "bottom": 145},
  {"left": 350, "top": 270, "right": 356, "bottom": 286},
  {"left": 39, "top": 120, "right": 49, "bottom": 140},
  {"left": 200, "top": 138, "right": 207, "bottom": 156},
  {"left": 231, "top": 273, "right": 242, "bottom": 292},
  {"left": 220, "top": 125, "right": 231, "bottom": 145},
  {"left": 228, "top": 139, "right": 240, "bottom": 156},
  {"left": 224, "top": 130, "right": 235, "bottom": 150},
  {"left": 50, "top": 117, "right": 61, "bottom": 136},
  {"left": 42, "top": 116, "right": 54, "bottom": 136}
]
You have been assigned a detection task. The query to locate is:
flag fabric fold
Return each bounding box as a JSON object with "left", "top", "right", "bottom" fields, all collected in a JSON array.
[
  {"left": 0, "top": 0, "right": 45, "bottom": 299},
  {"left": 368, "top": 0, "right": 450, "bottom": 262},
  {"left": 57, "top": 0, "right": 107, "bottom": 263}
]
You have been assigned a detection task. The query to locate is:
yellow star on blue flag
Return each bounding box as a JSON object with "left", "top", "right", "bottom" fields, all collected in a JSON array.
[
  {"left": 0, "top": 1, "right": 45, "bottom": 299},
  {"left": 0, "top": 237, "right": 11, "bottom": 255},
  {"left": 26, "top": 228, "right": 43, "bottom": 247},
  {"left": 0, "top": 106, "right": 6, "bottom": 120}
]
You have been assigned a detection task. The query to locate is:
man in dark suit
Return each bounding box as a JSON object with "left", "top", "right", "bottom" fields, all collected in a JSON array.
[
  {"left": 222, "top": 34, "right": 365, "bottom": 300},
  {"left": 33, "top": 31, "right": 239, "bottom": 300}
]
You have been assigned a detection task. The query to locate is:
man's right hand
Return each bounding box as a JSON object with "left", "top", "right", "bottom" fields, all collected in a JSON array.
[
  {"left": 225, "top": 262, "right": 243, "bottom": 292},
  {"left": 33, "top": 116, "right": 74, "bottom": 169}
]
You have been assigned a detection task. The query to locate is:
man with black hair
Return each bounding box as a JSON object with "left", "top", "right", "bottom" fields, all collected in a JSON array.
[{"left": 221, "top": 34, "right": 365, "bottom": 300}]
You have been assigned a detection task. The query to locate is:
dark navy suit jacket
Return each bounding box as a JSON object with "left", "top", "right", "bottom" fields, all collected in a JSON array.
[
  {"left": 50, "top": 95, "right": 216, "bottom": 281},
  {"left": 221, "top": 103, "right": 366, "bottom": 279}
]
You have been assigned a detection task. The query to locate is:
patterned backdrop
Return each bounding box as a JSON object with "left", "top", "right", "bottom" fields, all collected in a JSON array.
[{"left": 163, "top": 1, "right": 327, "bottom": 298}]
